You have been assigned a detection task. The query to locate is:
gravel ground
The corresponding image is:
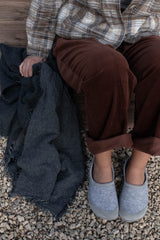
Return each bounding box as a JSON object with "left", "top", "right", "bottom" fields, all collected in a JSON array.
[{"left": 0, "top": 134, "right": 160, "bottom": 240}]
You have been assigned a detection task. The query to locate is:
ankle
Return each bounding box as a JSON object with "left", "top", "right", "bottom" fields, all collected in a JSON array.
[
  {"left": 131, "top": 148, "right": 151, "bottom": 169},
  {"left": 126, "top": 164, "right": 145, "bottom": 185},
  {"left": 94, "top": 150, "right": 112, "bottom": 168},
  {"left": 92, "top": 163, "right": 113, "bottom": 183},
  {"left": 124, "top": 149, "right": 150, "bottom": 185},
  {"left": 93, "top": 159, "right": 112, "bottom": 170}
]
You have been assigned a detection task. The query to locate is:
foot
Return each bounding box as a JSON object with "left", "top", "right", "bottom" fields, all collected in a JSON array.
[
  {"left": 125, "top": 148, "right": 151, "bottom": 185},
  {"left": 88, "top": 156, "right": 119, "bottom": 220},
  {"left": 126, "top": 165, "right": 145, "bottom": 185},
  {"left": 93, "top": 151, "right": 113, "bottom": 183},
  {"left": 92, "top": 161, "right": 113, "bottom": 183},
  {"left": 119, "top": 156, "right": 148, "bottom": 222}
]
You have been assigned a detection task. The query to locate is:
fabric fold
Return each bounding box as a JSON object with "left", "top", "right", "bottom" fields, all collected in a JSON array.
[{"left": 0, "top": 44, "right": 85, "bottom": 220}]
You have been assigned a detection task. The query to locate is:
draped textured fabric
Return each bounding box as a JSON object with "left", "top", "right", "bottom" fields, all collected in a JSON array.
[{"left": 0, "top": 44, "right": 85, "bottom": 220}]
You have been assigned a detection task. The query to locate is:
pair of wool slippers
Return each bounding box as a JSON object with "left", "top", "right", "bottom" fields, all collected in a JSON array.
[{"left": 88, "top": 156, "right": 148, "bottom": 222}]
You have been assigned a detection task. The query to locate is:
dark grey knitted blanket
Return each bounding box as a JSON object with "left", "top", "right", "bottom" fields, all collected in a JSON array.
[{"left": 0, "top": 44, "right": 85, "bottom": 221}]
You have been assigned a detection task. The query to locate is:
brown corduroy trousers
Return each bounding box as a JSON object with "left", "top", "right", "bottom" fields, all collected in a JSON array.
[{"left": 53, "top": 35, "right": 160, "bottom": 156}]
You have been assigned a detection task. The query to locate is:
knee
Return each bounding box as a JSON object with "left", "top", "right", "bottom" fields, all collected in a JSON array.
[{"left": 82, "top": 45, "right": 130, "bottom": 89}]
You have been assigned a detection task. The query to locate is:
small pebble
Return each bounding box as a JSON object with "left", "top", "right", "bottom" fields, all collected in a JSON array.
[{"left": 18, "top": 216, "right": 25, "bottom": 222}]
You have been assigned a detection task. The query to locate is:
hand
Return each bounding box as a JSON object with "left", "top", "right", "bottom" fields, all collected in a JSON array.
[{"left": 19, "top": 55, "right": 44, "bottom": 77}]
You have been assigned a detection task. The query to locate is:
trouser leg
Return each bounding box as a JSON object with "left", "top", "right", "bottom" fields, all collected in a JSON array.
[
  {"left": 53, "top": 36, "right": 137, "bottom": 154},
  {"left": 122, "top": 36, "right": 160, "bottom": 156}
]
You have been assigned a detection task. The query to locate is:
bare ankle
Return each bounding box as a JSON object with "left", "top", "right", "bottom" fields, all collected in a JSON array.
[
  {"left": 126, "top": 165, "right": 145, "bottom": 185},
  {"left": 125, "top": 148, "right": 151, "bottom": 185},
  {"left": 130, "top": 148, "right": 151, "bottom": 169},
  {"left": 92, "top": 163, "right": 113, "bottom": 183},
  {"left": 94, "top": 150, "right": 112, "bottom": 168},
  {"left": 93, "top": 150, "right": 113, "bottom": 183}
]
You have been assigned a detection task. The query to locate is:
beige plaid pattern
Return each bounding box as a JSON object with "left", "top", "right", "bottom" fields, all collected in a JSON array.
[{"left": 26, "top": 0, "right": 160, "bottom": 58}]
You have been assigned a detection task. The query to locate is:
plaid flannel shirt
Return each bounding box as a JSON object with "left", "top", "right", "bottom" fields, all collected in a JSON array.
[{"left": 26, "top": 0, "right": 160, "bottom": 58}]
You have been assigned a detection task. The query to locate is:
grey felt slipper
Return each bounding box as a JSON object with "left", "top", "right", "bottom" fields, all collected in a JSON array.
[
  {"left": 88, "top": 156, "right": 119, "bottom": 220},
  {"left": 119, "top": 156, "right": 148, "bottom": 222}
]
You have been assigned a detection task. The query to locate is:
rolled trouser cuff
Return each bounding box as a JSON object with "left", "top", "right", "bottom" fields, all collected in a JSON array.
[
  {"left": 132, "top": 136, "right": 160, "bottom": 156},
  {"left": 85, "top": 133, "right": 133, "bottom": 154}
]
